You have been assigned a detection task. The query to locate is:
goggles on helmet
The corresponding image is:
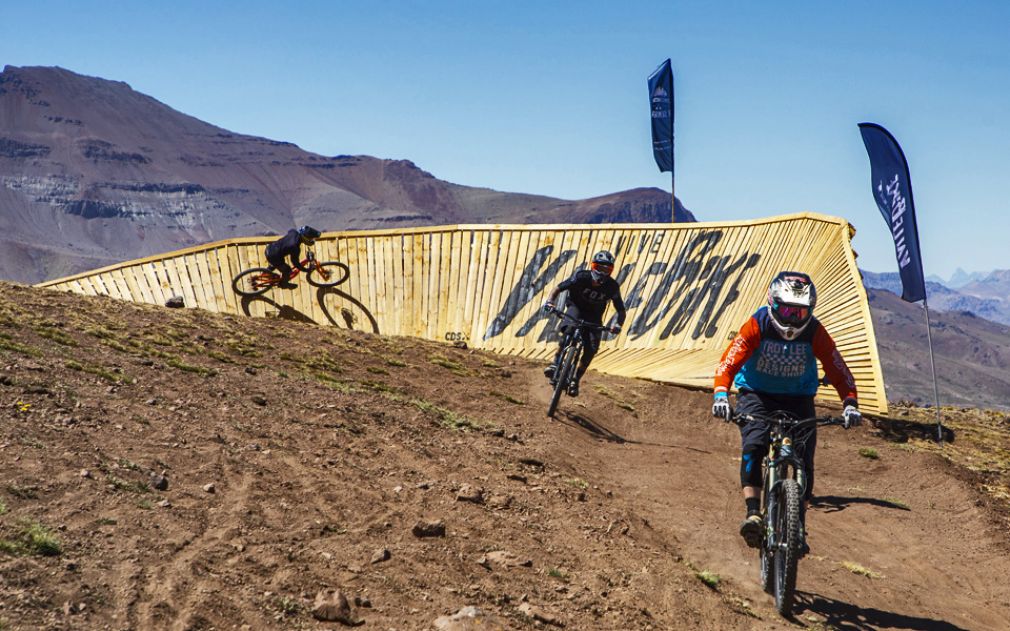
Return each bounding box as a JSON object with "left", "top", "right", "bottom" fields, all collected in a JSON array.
[
  {"left": 591, "top": 261, "right": 614, "bottom": 276},
  {"left": 774, "top": 303, "right": 810, "bottom": 326}
]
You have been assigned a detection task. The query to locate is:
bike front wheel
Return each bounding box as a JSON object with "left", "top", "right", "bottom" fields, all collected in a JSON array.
[
  {"left": 773, "top": 479, "right": 802, "bottom": 616},
  {"left": 547, "top": 343, "right": 579, "bottom": 418},
  {"left": 307, "top": 261, "right": 351, "bottom": 288},
  {"left": 232, "top": 267, "right": 277, "bottom": 296}
]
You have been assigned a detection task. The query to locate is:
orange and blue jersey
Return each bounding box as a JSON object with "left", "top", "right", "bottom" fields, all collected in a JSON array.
[{"left": 714, "top": 307, "right": 857, "bottom": 403}]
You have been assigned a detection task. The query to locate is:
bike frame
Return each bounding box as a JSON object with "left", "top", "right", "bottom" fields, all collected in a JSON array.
[
  {"left": 551, "top": 308, "right": 609, "bottom": 373},
  {"left": 750, "top": 416, "right": 830, "bottom": 539},
  {"left": 545, "top": 308, "right": 609, "bottom": 416},
  {"left": 268, "top": 251, "right": 319, "bottom": 283}
]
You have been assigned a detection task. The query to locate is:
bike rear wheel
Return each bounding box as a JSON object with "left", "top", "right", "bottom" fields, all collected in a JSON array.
[
  {"left": 307, "top": 261, "right": 350, "bottom": 288},
  {"left": 232, "top": 267, "right": 277, "bottom": 296},
  {"left": 773, "top": 479, "right": 802, "bottom": 616},
  {"left": 547, "top": 343, "right": 579, "bottom": 418}
]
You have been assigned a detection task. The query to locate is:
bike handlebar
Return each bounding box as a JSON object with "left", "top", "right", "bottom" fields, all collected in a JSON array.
[
  {"left": 731, "top": 413, "right": 844, "bottom": 429},
  {"left": 548, "top": 307, "right": 612, "bottom": 331}
]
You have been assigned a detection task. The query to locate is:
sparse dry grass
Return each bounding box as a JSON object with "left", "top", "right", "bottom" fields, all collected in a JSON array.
[{"left": 840, "top": 561, "right": 882, "bottom": 579}]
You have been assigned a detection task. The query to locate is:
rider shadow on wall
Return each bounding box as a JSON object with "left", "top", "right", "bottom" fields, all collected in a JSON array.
[
  {"left": 238, "top": 288, "right": 379, "bottom": 334},
  {"left": 793, "top": 591, "right": 969, "bottom": 631},
  {"left": 239, "top": 294, "right": 317, "bottom": 324}
]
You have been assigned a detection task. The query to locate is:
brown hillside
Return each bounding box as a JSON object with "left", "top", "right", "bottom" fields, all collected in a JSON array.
[
  {"left": 0, "top": 282, "right": 1008, "bottom": 629},
  {"left": 867, "top": 288, "right": 1010, "bottom": 410},
  {"left": 0, "top": 65, "right": 693, "bottom": 284}
]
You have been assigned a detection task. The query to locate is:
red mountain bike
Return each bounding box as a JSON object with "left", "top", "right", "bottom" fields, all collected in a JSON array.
[{"left": 231, "top": 250, "right": 350, "bottom": 296}]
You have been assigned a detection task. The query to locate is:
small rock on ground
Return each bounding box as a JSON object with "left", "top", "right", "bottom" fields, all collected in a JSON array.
[
  {"left": 311, "top": 590, "right": 363, "bottom": 625},
  {"left": 411, "top": 519, "right": 446, "bottom": 538},
  {"left": 434, "top": 605, "right": 507, "bottom": 630},
  {"left": 518, "top": 602, "right": 564, "bottom": 627},
  {"left": 370, "top": 548, "right": 391, "bottom": 564}
]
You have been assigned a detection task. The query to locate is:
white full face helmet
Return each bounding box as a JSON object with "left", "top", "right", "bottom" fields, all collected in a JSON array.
[{"left": 767, "top": 271, "right": 816, "bottom": 340}]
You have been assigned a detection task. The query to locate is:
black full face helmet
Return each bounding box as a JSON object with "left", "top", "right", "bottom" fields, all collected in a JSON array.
[
  {"left": 297, "top": 225, "right": 321, "bottom": 245},
  {"left": 590, "top": 250, "right": 615, "bottom": 283}
]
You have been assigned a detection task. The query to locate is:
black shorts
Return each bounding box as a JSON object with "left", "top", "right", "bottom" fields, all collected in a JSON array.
[{"left": 737, "top": 389, "right": 818, "bottom": 498}]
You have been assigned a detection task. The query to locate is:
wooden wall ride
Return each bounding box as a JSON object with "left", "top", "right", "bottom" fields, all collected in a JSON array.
[{"left": 37, "top": 213, "right": 888, "bottom": 413}]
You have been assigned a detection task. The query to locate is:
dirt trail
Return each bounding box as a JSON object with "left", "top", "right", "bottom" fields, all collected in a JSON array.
[
  {"left": 0, "top": 282, "right": 1007, "bottom": 630},
  {"left": 534, "top": 372, "right": 1010, "bottom": 630}
]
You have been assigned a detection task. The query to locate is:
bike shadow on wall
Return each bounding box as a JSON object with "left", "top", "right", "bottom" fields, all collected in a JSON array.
[
  {"left": 237, "top": 288, "right": 379, "bottom": 334},
  {"left": 793, "top": 591, "right": 969, "bottom": 631},
  {"left": 558, "top": 409, "right": 711, "bottom": 454}
]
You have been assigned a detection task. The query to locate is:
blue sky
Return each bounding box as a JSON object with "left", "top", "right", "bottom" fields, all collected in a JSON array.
[{"left": 3, "top": 1, "right": 1008, "bottom": 278}]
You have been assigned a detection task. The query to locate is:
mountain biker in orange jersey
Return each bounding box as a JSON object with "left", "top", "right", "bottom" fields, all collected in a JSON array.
[
  {"left": 265, "top": 226, "right": 321, "bottom": 288},
  {"left": 541, "top": 250, "right": 627, "bottom": 397},
  {"left": 711, "top": 271, "right": 861, "bottom": 553}
]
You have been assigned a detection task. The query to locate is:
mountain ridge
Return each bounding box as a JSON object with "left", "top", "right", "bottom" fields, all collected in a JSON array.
[{"left": 0, "top": 65, "right": 693, "bottom": 284}]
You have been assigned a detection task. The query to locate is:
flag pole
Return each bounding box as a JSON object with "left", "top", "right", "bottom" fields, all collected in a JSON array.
[
  {"left": 671, "top": 171, "right": 676, "bottom": 224},
  {"left": 922, "top": 298, "right": 944, "bottom": 442}
]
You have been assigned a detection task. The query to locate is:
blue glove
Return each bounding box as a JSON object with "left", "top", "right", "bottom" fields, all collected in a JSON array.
[
  {"left": 712, "top": 393, "right": 732, "bottom": 422},
  {"left": 542, "top": 300, "right": 555, "bottom": 314},
  {"left": 842, "top": 404, "right": 862, "bottom": 429}
]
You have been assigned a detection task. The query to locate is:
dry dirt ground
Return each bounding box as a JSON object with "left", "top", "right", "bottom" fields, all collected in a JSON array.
[{"left": 0, "top": 282, "right": 1008, "bottom": 630}]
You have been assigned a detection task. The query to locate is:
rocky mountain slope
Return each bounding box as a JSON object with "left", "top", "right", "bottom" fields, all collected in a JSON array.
[
  {"left": 862, "top": 269, "right": 1010, "bottom": 325},
  {"left": 1, "top": 282, "right": 1009, "bottom": 629},
  {"left": 867, "top": 287, "right": 1010, "bottom": 409},
  {"left": 0, "top": 65, "right": 694, "bottom": 284}
]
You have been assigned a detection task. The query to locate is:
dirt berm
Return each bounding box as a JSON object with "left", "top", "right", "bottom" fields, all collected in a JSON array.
[{"left": 0, "top": 282, "right": 1007, "bottom": 630}]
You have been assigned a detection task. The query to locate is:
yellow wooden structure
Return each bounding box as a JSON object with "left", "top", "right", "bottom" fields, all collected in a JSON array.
[{"left": 38, "top": 213, "right": 887, "bottom": 413}]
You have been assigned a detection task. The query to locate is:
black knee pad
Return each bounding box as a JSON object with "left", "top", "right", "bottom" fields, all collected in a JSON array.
[{"left": 740, "top": 447, "right": 764, "bottom": 488}]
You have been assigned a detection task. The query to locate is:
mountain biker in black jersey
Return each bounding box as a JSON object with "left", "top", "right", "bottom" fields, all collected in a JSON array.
[
  {"left": 712, "top": 271, "right": 862, "bottom": 554},
  {"left": 541, "top": 250, "right": 627, "bottom": 397},
  {"left": 265, "top": 226, "right": 321, "bottom": 288}
]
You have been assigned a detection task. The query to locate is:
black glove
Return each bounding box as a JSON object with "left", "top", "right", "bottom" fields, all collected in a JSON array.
[
  {"left": 843, "top": 404, "right": 862, "bottom": 429},
  {"left": 609, "top": 324, "right": 622, "bottom": 335},
  {"left": 712, "top": 395, "right": 732, "bottom": 422}
]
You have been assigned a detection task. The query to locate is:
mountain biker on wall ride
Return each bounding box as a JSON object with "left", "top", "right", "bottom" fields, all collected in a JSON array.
[
  {"left": 541, "top": 250, "right": 627, "bottom": 397},
  {"left": 711, "top": 271, "right": 862, "bottom": 553},
  {"left": 265, "top": 226, "right": 321, "bottom": 288}
]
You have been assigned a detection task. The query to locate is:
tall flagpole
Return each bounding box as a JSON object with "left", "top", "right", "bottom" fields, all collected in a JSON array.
[
  {"left": 671, "top": 171, "right": 675, "bottom": 224},
  {"left": 670, "top": 81, "right": 675, "bottom": 224},
  {"left": 922, "top": 298, "right": 944, "bottom": 442}
]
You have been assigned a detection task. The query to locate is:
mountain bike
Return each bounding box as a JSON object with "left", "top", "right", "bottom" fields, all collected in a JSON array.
[
  {"left": 231, "top": 250, "right": 350, "bottom": 296},
  {"left": 545, "top": 307, "right": 609, "bottom": 418},
  {"left": 734, "top": 412, "right": 846, "bottom": 617}
]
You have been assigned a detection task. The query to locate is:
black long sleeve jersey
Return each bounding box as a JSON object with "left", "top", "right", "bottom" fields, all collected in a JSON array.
[{"left": 557, "top": 270, "right": 627, "bottom": 326}]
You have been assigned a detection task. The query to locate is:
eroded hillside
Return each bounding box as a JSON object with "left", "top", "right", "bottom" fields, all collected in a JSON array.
[{"left": 1, "top": 282, "right": 1008, "bottom": 630}]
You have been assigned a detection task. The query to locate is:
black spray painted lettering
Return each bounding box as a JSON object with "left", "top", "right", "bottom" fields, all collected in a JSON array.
[
  {"left": 483, "top": 245, "right": 577, "bottom": 340},
  {"left": 484, "top": 230, "right": 761, "bottom": 343},
  {"left": 629, "top": 231, "right": 722, "bottom": 338}
]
